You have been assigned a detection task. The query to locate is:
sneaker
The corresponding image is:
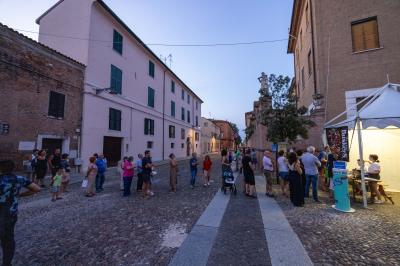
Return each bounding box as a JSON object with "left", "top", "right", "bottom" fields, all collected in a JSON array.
[
  {"left": 51, "top": 199, "right": 56, "bottom": 202},
  {"left": 148, "top": 191, "right": 154, "bottom": 196},
  {"left": 191, "top": 185, "right": 194, "bottom": 189},
  {"left": 374, "top": 199, "right": 383, "bottom": 204}
]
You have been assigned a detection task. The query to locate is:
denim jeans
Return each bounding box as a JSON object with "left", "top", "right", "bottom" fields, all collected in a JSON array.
[
  {"left": 123, "top": 176, "right": 133, "bottom": 196},
  {"left": 305, "top": 174, "right": 318, "bottom": 200},
  {"left": 190, "top": 169, "right": 197, "bottom": 186},
  {"left": 96, "top": 172, "right": 105, "bottom": 191}
]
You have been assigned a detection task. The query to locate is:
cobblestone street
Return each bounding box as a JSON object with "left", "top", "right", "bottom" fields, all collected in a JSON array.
[
  {"left": 274, "top": 187, "right": 400, "bottom": 266},
  {"left": 10, "top": 155, "right": 221, "bottom": 266}
]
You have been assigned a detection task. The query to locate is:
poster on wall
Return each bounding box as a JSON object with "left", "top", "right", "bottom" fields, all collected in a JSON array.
[{"left": 326, "top": 127, "right": 349, "bottom": 161}]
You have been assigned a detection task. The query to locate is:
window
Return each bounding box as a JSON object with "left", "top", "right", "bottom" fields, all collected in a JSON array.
[
  {"left": 181, "top": 107, "right": 185, "bottom": 121},
  {"left": 181, "top": 143, "right": 184, "bottom": 149},
  {"left": 110, "top": 65, "right": 122, "bottom": 94},
  {"left": 204, "top": 122, "right": 208, "bottom": 127},
  {"left": 148, "top": 87, "right": 155, "bottom": 107},
  {"left": 171, "top": 80, "right": 175, "bottom": 93},
  {"left": 48, "top": 91, "right": 65, "bottom": 118},
  {"left": 195, "top": 132, "right": 199, "bottom": 141},
  {"left": 181, "top": 89, "right": 185, "bottom": 100},
  {"left": 187, "top": 110, "right": 190, "bottom": 123},
  {"left": 144, "top": 118, "right": 154, "bottom": 135},
  {"left": 187, "top": 94, "right": 190, "bottom": 104},
  {"left": 301, "top": 67, "right": 305, "bottom": 90},
  {"left": 351, "top": 17, "right": 380, "bottom": 52},
  {"left": 307, "top": 50, "right": 313, "bottom": 76},
  {"left": 113, "top": 29, "right": 123, "bottom": 54},
  {"left": 171, "top": 143, "right": 175, "bottom": 149},
  {"left": 149, "top": 60, "right": 155, "bottom": 78},
  {"left": 147, "top": 141, "right": 153, "bottom": 149},
  {"left": 195, "top": 116, "right": 198, "bottom": 127},
  {"left": 305, "top": 3, "right": 309, "bottom": 28},
  {"left": 196, "top": 101, "right": 198, "bottom": 110},
  {"left": 181, "top": 128, "right": 185, "bottom": 139},
  {"left": 109, "top": 108, "right": 122, "bottom": 131},
  {"left": 171, "top": 101, "right": 175, "bottom": 117},
  {"left": 169, "top": 125, "right": 175, "bottom": 138}
]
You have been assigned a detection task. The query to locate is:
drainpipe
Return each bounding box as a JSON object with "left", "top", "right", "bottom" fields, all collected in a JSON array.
[
  {"left": 309, "top": 0, "right": 318, "bottom": 95},
  {"left": 162, "top": 69, "right": 166, "bottom": 160}
]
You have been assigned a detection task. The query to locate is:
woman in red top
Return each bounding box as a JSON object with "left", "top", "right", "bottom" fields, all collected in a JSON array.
[{"left": 203, "top": 155, "right": 212, "bottom": 186}]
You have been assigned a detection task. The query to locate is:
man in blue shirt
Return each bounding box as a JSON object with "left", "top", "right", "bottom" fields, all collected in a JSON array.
[
  {"left": 95, "top": 154, "right": 107, "bottom": 193},
  {"left": 189, "top": 153, "right": 199, "bottom": 189},
  {"left": 136, "top": 154, "right": 143, "bottom": 191},
  {"left": 301, "top": 146, "right": 322, "bottom": 202},
  {"left": 0, "top": 160, "right": 40, "bottom": 266}
]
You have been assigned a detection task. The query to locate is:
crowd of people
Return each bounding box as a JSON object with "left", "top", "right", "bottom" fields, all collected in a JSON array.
[{"left": 1, "top": 144, "right": 385, "bottom": 265}]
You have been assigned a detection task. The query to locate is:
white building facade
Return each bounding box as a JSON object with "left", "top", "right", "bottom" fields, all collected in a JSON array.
[{"left": 36, "top": 0, "right": 202, "bottom": 167}]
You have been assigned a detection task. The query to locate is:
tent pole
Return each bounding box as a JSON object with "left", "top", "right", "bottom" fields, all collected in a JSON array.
[{"left": 356, "top": 117, "right": 368, "bottom": 208}]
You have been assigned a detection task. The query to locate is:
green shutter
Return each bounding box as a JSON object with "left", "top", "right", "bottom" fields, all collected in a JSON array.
[
  {"left": 171, "top": 101, "right": 175, "bottom": 117},
  {"left": 110, "top": 65, "right": 122, "bottom": 94},
  {"left": 113, "top": 30, "right": 123, "bottom": 54},
  {"left": 148, "top": 87, "right": 155, "bottom": 107},
  {"left": 149, "top": 61, "right": 155, "bottom": 78}
]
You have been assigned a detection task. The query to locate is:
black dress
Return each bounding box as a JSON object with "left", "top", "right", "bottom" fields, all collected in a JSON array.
[
  {"left": 35, "top": 158, "right": 47, "bottom": 180},
  {"left": 288, "top": 164, "right": 304, "bottom": 207}
]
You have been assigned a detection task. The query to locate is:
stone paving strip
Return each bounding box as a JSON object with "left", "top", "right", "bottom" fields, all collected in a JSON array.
[
  {"left": 168, "top": 174, "right": 233, "bottom": 266},
  {"left": 255, "top": 175, "right": 313, "bottom": 266},
  {"left": 207, "top": 175, "right": 271, "bottom": 266}
]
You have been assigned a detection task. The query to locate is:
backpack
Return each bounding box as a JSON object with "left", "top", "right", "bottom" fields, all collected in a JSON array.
[{"left": 0, "top": 174, "right": 17, "bottom": 219}]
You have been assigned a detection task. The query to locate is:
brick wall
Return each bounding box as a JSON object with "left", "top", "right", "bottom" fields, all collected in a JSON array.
[{"left": 0, "top": 24, "right": 85, "bottom": 169}]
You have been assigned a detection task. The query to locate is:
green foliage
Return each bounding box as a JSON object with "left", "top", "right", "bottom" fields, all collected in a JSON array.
[
  {"left": 229, "top": 122, "right": 242, "bottom": 145},
  {"left": 260, "top": 74, "right": 315, "bottom": 143}
]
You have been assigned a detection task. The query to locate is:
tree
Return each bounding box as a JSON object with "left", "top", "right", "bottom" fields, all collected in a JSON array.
[
  {"left": 260, "top": 74, "right": 315, "bottom": 143},
  {"left": 229, "top": 122, "right": 242, "bottom": 146},
  {"left": 244, "top": 123, "right": 255, "bottom": 142}
]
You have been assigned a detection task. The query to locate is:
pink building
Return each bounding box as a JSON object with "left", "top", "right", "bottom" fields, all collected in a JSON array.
[{"left": 36, "top": 0, "right": 202, "bottom": 167}]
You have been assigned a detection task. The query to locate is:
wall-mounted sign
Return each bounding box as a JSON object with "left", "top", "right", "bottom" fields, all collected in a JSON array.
[{"left": 18, "top": 141, "right": 36, "bottom": 151}]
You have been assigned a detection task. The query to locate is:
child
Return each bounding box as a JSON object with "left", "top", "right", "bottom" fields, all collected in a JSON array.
[
  {"left": 60, "top": 153, "right": 71, "bottom": 193},
  {"left": 51, "top": 167, "right": 63, "bottom": 202},
  {"left": 203, "top": 155, "right": 212, "bottom": 186}
]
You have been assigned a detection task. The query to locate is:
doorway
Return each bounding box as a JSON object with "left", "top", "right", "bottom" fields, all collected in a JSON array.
[
  {"left": 42, "top": 138, "right": 63, "bottom": 154},
  {"left": 103, "top": 136, "right": 122, "bottom": 167}
]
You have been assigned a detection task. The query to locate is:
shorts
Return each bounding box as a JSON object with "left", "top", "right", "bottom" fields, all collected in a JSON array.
[
  {"left": 204, "top": 170, "right": 209, "bottom": 177},
  {"left": 279, "top": 172, "right": 289, "bottom": 181},
  {"left": 264, "top": 170, "right": 274, "bottom": 186},
  {"left": 51, "top": 186, "right": 60, "bottom": 193},
  {"left": 142, "top": 173, "right": 151, "bottom": 183},
  {"left": 244, "top": 173, "right": 255, "bottom": 185}
]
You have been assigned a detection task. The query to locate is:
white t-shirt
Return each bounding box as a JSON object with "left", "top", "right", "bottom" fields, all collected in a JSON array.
[
  {"left": 368, "top": 162, "right": 380, "bottom": 174},
  {"left": 263, "top": 156, "right": 273, "bottom": 171},
  {"left": 277, "top": 156, "right": 289, "bottom": 172}
]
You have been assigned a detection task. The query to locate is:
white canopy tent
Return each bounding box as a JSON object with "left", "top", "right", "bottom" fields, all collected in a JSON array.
[{"left": 325, "top": 83, "right": 400, "bottom": 207}]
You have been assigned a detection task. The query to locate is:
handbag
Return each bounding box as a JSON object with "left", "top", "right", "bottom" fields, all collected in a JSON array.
[{"left": 81, "top": 178, "right": 88, "bottom": 188}]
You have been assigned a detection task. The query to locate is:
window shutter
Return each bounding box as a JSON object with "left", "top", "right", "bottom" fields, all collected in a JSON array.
[
  {"left": 351, "top": 23, "right": 364, "bottom": 52},
  {"left": 363, "top": 19, "right": 379, "bottom": 50},
  {"left": 144, "top": 119, "right": 148, "bottom": 135},
  {"left": 150, "top": 119, "right": 154, "bottom": 135},
  {"left": 148, "top": 87, "right": 155, "bottom": 107}
]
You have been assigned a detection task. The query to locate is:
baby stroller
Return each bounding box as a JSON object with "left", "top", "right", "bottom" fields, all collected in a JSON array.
[{"left": 222, "top": 169, "right": 237, "bottom": 195}]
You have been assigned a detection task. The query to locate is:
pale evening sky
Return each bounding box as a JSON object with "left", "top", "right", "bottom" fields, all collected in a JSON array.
[{"left": 0, "top": 0, "right": 294, "bottom": 138}]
